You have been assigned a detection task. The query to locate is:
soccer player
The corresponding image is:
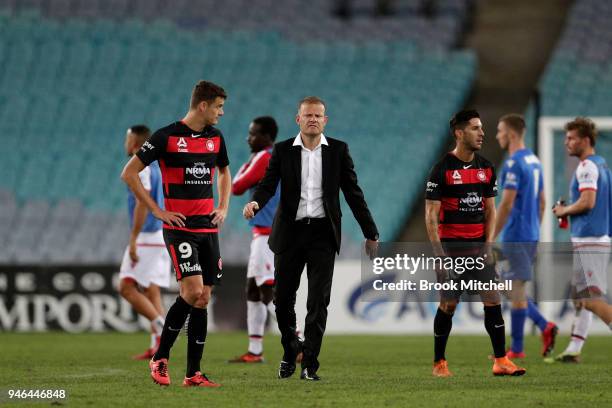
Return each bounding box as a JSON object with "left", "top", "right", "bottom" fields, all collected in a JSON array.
[
  {"left": 121, "top": 80, "right": 231, "bottom": 387},
  {"left": 229, "top": 116, "right": 281, "bottom": 363},
  {"left": 493, "top": 114, "right": 558, "bottom": 359},
  {"left": 118, "top": 125, "right": 169, "bottom": 360},
  {"left": 552, "top": 117, "right": 612, "bottom": 362},
  {"left": 425, "top": 109, "right": 525, "bottom": 377}
]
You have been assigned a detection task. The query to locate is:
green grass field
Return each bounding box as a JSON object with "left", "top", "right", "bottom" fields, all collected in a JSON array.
[{"left": 1, "top": 332, "right": 610, "bottom": 407}]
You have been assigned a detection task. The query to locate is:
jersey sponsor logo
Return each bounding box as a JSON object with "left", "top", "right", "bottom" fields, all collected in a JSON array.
[
  {"left": 141, "top": 141, "right": 155, "bottom": 152},
  {"left": 184, "top": 162, "right": 213, "bottom": 185},
  {"left": 206, "top": 139, "right": 215, "bottom": 152},
  {"left": 177, "top": 137, "right": 188, "bottom": 152},
  {"left": 452, "top": 170, "right": 462, "bottom": 184},
  {"left": 459, "top": 192, "right": 482, "bottom": 210},
  {"left": 179, "top": 262, "right": 202, "bottom": 273},
  {"left": 186, "top": 162, "right": 211, "bottom": 179},
  {"left": 426, "top": 181, "right": 438, "bottom": 192}
]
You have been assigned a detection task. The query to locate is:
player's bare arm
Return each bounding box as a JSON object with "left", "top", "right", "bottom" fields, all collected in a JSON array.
[
  {"left": 121, "top": 155, "right": 186, "bottom": 227},
  {"left": 552, "top": 189, "right": 596, "bottom": 217},
  {"left": 425, "top": 199, "right": 445, "bottom": 256},
  {"left": 129, "top": 197, "right": 148, "bottom": 263},
  {"left": 493, "top": 189, "right": 517, "bottom": 240},
  {"left": 211, "top": 165, "right": 231, "bottom": 226}
]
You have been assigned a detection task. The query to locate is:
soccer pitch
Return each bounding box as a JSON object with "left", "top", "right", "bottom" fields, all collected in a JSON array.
[{"left": 1, "top": 333, "right": 610, "bottom": 407}]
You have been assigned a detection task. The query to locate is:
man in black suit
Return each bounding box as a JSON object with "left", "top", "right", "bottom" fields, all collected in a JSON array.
[{"left": 243, "top": 96, "right": 379, "bottom": 381}]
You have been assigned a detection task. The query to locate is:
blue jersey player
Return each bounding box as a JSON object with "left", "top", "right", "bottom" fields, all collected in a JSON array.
[
  {"left": 494, "top": 114, "right": 558, "bottom": 359},
  {"left": 552, "top": 117, "right": 612, "bottom": 362},
  {"left": 119, "top": 125, "right": 170, "bottom": 360}
]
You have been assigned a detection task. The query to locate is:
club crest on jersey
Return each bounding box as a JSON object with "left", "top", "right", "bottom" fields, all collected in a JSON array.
[
  {"left": 452, "top": 170, "right": 462, "bottom": 184},
  {"left": 218, "top": 258, "right": 223, "bottom": 270},
  {"left": 177, "top": 137, "right": 188, "bottom": 152},
  {"left": 206, "top": 139, "right": 215, "bottom": 152},
  {"left": 477, "top": 170, "right": 486, "bottom": 182}
]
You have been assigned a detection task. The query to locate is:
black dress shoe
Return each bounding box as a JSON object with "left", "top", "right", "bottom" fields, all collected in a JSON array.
[
  {"left": 300, "top": 368, "right": 321, "bottom": 381},
  {"left": 278, "top": 361, "right": 296, "bottom": 379}
]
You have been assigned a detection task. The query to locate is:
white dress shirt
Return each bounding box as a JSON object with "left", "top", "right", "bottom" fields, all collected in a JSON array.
[{"left": 293, "top": 133, "right": 328, "bottom": 220}]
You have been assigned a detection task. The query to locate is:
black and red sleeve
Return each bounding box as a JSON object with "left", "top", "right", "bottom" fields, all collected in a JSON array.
[{"left": 136, "top": 130, "right": 167, "bottom": 166}]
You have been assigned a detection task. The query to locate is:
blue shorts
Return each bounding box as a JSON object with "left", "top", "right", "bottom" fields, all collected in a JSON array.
[{"left": 501, "top": 242, "right": 537, "bottom": 281}]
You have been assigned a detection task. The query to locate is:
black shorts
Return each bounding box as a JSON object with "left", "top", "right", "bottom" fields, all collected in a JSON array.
[
  {"left": 163, "top": 229, "right": 223, "bottom": 286},
  {"left": 438, "top": 239, "right": 499, "bottom": 302}
]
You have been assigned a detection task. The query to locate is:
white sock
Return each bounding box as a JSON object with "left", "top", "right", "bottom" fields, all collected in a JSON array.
[
  {"left": 565, "top": 308, "right": 592, "bottom": 354},
  {"left": 151, "top": 316, "right": 165, "bottom": 337},
  {"left": 247, "top": 301, "right": 267, "bottom": 355},
  {"left": 149, "top": 333, "right": 157, "bottom": 349}
]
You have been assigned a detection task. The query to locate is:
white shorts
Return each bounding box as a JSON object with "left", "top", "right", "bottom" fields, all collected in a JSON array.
[
  {"left": 247, "top": 234, "right": 275, "bottom": 287},
  {"left": 571, "top": 237, "right": 610, "bottom": 296},
  {"left": 119, "top": 230, "right": 171, "bottom": 288}
]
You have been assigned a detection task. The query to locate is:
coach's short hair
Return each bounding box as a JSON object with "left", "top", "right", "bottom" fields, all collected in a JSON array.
[
  {"left": 190, "top": 80, "right": 227, "bottom": 109},
  {"left": 565, "top": 117, "right": 597, "bottom": 146},
  {"left": 499, "top": 114, "right": 526, "bottom": 136},
  {"left": 298, "top": 96, "right": 326, "bottom": 111},
  {"left": 450, "top": 109, "right": 480, "bottom": 136},
  {"left": 253, "top": 116, "right": 278, "bottom": 141},
  {"left": 128, "top": 124, "right": 150, "bottom": 140}
]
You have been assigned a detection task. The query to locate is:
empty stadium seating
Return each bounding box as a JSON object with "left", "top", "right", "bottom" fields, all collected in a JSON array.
[
  {"left": 0, "top": 8, "right": 475, "bottom": 264},
  {"left": 525, "top": 0, "right": 612, "bottom": 241}
]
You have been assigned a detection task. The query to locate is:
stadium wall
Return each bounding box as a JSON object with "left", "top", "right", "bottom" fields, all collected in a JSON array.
[{"left": 2, "top": 262, "right": 609, "bottom": 334}]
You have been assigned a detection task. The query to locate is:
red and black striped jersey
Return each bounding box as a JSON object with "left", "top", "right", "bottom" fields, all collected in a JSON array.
[
  {"left": 136, "top": 121, "right": 230, "bottom": 233},
  {"left": 425, "top": 152, "right": 497, "bottom": 241}
]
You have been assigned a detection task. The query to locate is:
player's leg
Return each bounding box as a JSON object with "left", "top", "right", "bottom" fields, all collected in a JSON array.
[
  {"left": 432, "top": 298, "right": 456, "bottom": 377},
  {"left": 119, "top": 278, "right": 161, "bottom": 322},
  {"left": 481, "top": 287, "right": 525, "bottom": 376},
  {"left": 508, "top": 280, "right": 528, "bottom": 358},
  {"left": 556, "top": 301, "right": 592, "bottom": 362},
  {"left": 583, "top": 298, "right": 612, "bottom": 326},
  {"left": 182, "top": 233, "right": 222, "bottom": 387},
  {"left": 150, "top": 233, "right": 201, "bottom": 385},
  {"left": 118, "top": 245, "right": 168, "bottom": 360},
  {"left": 230, "top": 234, "right": 273, "bottom": 363},
  {"left": 143, "top": 284, "right": 165, "bottom": 354}
]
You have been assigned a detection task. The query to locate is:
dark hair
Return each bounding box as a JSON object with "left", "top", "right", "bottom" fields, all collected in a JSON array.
[
  {"left": 565, "top": 117, "right": 597, "bottom": 146},
  {"left": 450, "top": 109, "right": 480, "bottom": 136},
  {"left": 128, "top": 124, "right": 150, "bottom": 140},
  {"left": 190, "top": 80, "right": 227, "bottom": 109},
  {"left": 499, "top": 113, "right": 526, "bottom": 135},
  {"left": 298, "top": 96, "right": 326, "bottom": 111},
  {"left": 252, "top": 116, "right": 278, "bottom": 141}
]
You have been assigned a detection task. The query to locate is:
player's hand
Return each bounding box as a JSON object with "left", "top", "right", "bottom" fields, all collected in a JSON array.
[
  {"left": 552, "top": 204, "right": 566, "bottom": 218},
  {"left": 211, "top": 207, "right": 228, "bottom": 226},
  {"left": 243, "top": 201, "right": 259, "bottom": 219},
  {"left": 153, "top": 208, "right": 186, "bottom": 227},
  {"left": 129, "top": 239, "right": 139, "bottom": 263},
  {"left": 364, "top": 239, "right": 378, "bottom": 260}
]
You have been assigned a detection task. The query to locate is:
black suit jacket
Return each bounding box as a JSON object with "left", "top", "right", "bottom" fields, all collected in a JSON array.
[{"left": 252, "top": 136, "right": 378, "bottom": 254}]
